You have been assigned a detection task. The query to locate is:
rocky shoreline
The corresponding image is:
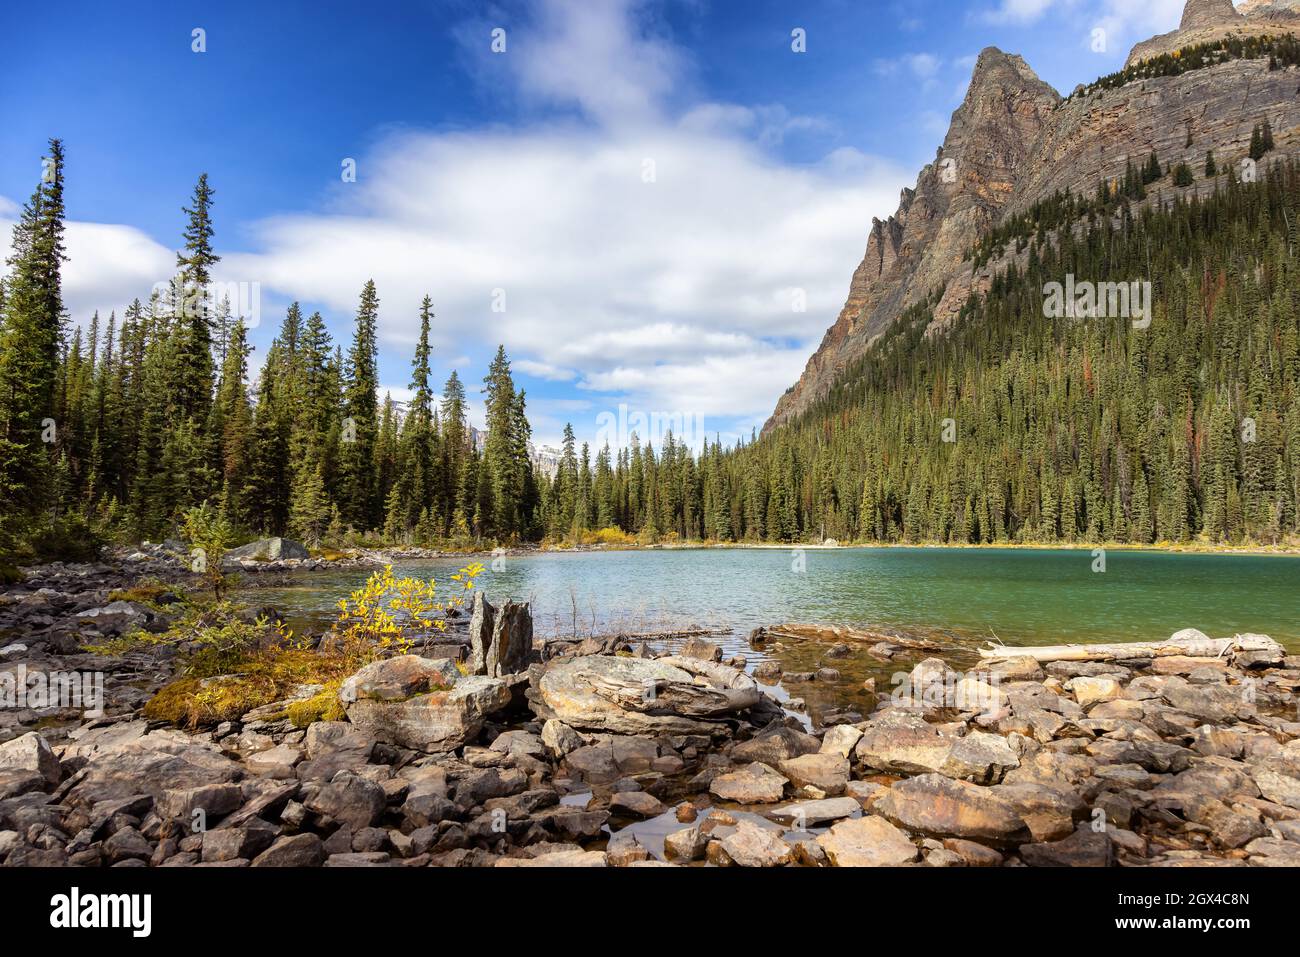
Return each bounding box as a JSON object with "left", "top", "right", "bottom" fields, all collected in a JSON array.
[{"left": 2, "top": 558, "right": 1299, "bottom": 868}]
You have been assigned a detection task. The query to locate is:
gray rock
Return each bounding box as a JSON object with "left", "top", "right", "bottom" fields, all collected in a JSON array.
[
  {"left": 779, "top": 753, "right": 850, "bottom": 796},
  {"left": 305, "top": 772, "right": 386, "bottom": 829},
  {"left": 540, "top": 719, "right": 584, "bottom": 757},
  {"left": 252, "top": 833, "right": 326, "bottom": 867},
  {"left": 610, "top": 791, "right": 665, "bottom": 818},
  {"left": 1182, "top": 795, "right": 1268, "bottom": 849},
  {"left": 664, "top": 825, "right": 709, "bottom": 862},
  {"left": 733, "top": 725, "right": 821, "bottom": 764},
  {"left": 223, "top": 537, "right": 309, "bottom": 563},
  {"left": 855, "top": 711, "right": 953, "bottom": 774},
  {"left": 681, "top": 636, "right": 722, "bottom": 662},
  {"left": 941, "top": 731, "right": 1020, "bottom": 784},
  {"left": 537, "top": 654, "right": 759, "bottom": 735},
  {"left": 769, "top": 796, "right": 861, "bottom": 828},
  {"left": 1019, "top": 826, "right": 1113, "bottom": 867},
  {"left": 0, "top": 732, "right": 61, "bottom": 788},
  {"left": 342, "top": 656, "right": 511, "bottom": 752},
  {"left": 467, "top": 593, "right": 533, "bottom": 677},
  {"left": 157, "top": 783, "right": 244, "bottom": 823}
]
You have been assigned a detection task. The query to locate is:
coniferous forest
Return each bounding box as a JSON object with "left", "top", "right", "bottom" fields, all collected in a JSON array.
[{"left": 1, "top": 141, "right": 1298, "bottom": 565}]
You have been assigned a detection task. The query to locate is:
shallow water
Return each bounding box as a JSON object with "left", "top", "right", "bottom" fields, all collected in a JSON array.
[{"left": 244, "top": 545, "right": 1300, "bottom": 655}]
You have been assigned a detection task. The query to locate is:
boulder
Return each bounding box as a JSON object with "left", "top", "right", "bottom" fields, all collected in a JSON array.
[
  {"left": 709, "top": 762, "right": 788, "bottom": 804},
  {"left": 817, "top": 815, "right": 919, "bottom": 867},
  {"left": 610, "top": 791, "right": 666, "bottom": 818},
  {"left": 719, "top": 820, "right": 793, "bottom": 867},
  {"left": 1019, "top": 826, "right": 1113, "bottom": 867},
  {"left": 305, "top": 772, "right": 386, "bottom": 829},
  {"left": 496, "top": 849, "right": 607, "bottom": 867},
  {"left": 733, "top": 724, "right": 821, "bottom": 764},
  {"left": 820, "top": 725, "right": 864, "bottom": 758},
  {"left": 664, "top": 825, "right": 709, "bottom": 862},
  {"left": 1181, "top": 795, "right": 1268, "bottom": 849},
  {"left": 72, "top": 600, "right": 158, "bottom": 636},
  {"left": 64, "top": 727, "right": 241, "bottom": 808},
  {"left": 341, "top": 656, "right": 511, "bottom": 752},
  {"left": 1066, "top": 676, "right": 1124, "bottom": 708},
  {"left": 223, "top": 537, "right": 310, "bottom": 564},
  {"left": 157, "top": 783, "right": 244, "bottom": 823},
  {"left": 940, "top": 731, "right": 1020, "bottom": 784},
  {"left": 680, "top": 636, "right": 722, "bottom": 662},
  {"left": 855, "top": 711, "right": 953, "bottom": 774},
  {"left": 540, "top": 719, "right": 584, "bottom": 757},
  {"left": 876, "top": 774, "right": 1032, "bottom": 845},
  {"left": 769, "top": 797, "right": 861, "bottom": 828},
  {"left": 1251, "top": 768, "right": 1300, "bottom": 810},
  {"left": 340, "top": 655, "right": 459, "bottom": 702},
  {"left": 990, "top": 782, "right": 1083, "bottom": 842},
  {"left": 251, "top": 833, "right": 326, "bottom": 867},
  {"left": 0, "top": 732, "right": 61, "bottom": 788},
  {"left": 537, "top": 654, "right": 759, "bottom": 735},
  {"left": 779, "top": 753, "right": 850, "bottom": 796}
]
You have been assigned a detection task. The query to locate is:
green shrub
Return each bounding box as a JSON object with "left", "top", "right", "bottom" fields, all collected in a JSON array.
[{"left": 28, "top": 515, "right": 103, "bottom": 563}]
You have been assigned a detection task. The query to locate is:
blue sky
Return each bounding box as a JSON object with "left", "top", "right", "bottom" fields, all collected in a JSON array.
[{"left": 0, "top": 0, "right": 1191, "bottom": 449}]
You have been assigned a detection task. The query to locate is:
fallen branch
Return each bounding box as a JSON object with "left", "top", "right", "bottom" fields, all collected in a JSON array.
[{"left": 763, "top": 622, "right": 942, "bottom": 651}]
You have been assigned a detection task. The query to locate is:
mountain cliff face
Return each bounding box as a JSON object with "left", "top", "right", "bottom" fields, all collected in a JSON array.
[
  {"left": 766, "top": 48, "right": 1059, "bottom": 431},
  {"left": 765, "top": 0, "right": 1300, "bottom": 433}
]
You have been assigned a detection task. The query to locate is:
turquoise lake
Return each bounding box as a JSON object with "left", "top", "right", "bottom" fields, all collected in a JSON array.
[{"left": 244, "top": 546, "right": 1300, "bottom": 655}]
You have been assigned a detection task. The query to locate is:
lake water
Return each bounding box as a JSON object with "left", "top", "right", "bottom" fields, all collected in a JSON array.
[{"left": 244, "top": 546, "right": 1300, "bottom": 655}]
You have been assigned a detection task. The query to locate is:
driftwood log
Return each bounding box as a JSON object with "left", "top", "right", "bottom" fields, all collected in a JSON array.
[{"left": 978, "top": 632, "right": 1284, "bottom": 664}]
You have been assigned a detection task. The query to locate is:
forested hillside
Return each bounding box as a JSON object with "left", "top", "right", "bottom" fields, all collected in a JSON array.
[
  {"left": 724, "top": 162, "right": 1300, "bottom": 546},
  {"left": 1, "top": 142, "right": 1297, "bottom": 560}
]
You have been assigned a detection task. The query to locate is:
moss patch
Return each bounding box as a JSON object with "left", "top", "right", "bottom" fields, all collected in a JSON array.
[
  {"left": 107, "top": 582, "right": 177, "bottom": 605},
  {"left": 143, "top": 648, "right": 350, "bottom": 728}
]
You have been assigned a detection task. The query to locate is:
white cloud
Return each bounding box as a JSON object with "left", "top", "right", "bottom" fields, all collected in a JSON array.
[
  {"left": 13, "top": 0, "right": 910, "bottom": 449},
  {"left": 212, "top": 0, "right": 908, "bottom": 447},
  {"left": 1088, "top": 0, "right": 1185, "bottom": 55},
  {"left": 508, "top": 0, "right": 684, "bottom": 127},
  {"left": 514, "top": 358, "right": 576, "bottom": 381},
  {"left": 980, "top": 0, "right": 1059, "bottom": 24},
  {"left": 0, "top": 209, "right": 174, "bottom": 326},
  {"left": 873, "top": 52, "right": 944, "bottom": 80}
]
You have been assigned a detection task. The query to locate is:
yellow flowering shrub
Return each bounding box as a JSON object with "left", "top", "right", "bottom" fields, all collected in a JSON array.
[
  {"left": 333, "top": 562, "right": 484, "bottom": 660},
  {"left": 143, "top": 562, "right": 486, "bottom": 729}
]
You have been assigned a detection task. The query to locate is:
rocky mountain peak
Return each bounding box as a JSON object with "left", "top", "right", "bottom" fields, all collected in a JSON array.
[
  {"left": 1127, "top": 0, "right": 1296, "bottom": 65},
  {"left": 1180, "top": 0, "right": 1242, "bottom": 29},
  {"left": 765, "top": 2, "right": 1300, "bottom": 434},
  {"left": 763, "top": 48, "right": 1059, "bottom": 433}
]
